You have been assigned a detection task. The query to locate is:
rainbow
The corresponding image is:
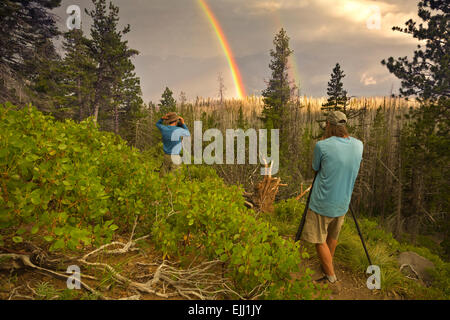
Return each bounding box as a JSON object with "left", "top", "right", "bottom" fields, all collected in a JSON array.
[{"left": 197, "top": 0, "right": 246, "bottom": 99}]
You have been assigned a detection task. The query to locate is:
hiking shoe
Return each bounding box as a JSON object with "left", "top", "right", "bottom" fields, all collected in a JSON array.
[
  {"left": 313, "top": 276, "right": 342, "bottom": 295},
  {"left": 328, "top": 280, "right": 342, "bottom": 295},
  {"left": 313, "top": 275, "right": 328, "bottom": 283}
]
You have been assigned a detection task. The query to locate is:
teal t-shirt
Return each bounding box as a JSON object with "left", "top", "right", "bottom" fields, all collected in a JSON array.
[{"left": 309, "top": 136, "right": 363, "bottom": 218}]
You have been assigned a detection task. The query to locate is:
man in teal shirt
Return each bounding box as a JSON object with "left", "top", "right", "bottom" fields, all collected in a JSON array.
[
  {"left": 301, "top": 111, "right": 363, "bottom": 287},
  {"left": 156, "top": 112, "right": 190, "bottom": 175}
]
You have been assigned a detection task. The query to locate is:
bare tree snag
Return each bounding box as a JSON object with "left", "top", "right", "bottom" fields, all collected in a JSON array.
[
  {"left": 244, "top": 160, "right": 286, "bottom": 213},
  {"left": 295, "top": 184, "right": 312, "bottom": 201}
]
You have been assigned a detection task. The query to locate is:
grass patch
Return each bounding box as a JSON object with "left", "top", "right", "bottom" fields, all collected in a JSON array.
[{"left": 271, "top": 199, "right": 450, "bottom": 300}]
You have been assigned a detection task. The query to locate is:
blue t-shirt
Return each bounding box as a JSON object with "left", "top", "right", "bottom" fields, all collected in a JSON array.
[
  {"left": 156, "top": 119, "right": 190, "bottom": 155},
  {"left": 309, "top": 136, "right": 363, "bottom": 218}
]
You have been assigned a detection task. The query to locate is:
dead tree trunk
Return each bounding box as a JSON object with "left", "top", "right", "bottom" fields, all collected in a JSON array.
[{"left": 244, "top": 161, "right": 286, "bottom": 213}]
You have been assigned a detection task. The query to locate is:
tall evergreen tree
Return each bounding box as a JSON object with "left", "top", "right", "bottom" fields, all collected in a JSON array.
[
  {"left": 0, "top": 0, "right": 62, "bottom": 104},
  {"left": 53, "top": 28, "right": 97, "bottom": 121},
  {"left": 382, "top": 0, "right": 449, "bottom": 249},
  {"left": 158, "top": 87, "right": 177, "bottom": 115},
  {"left": 320, "top": 63, "right": 364, "bottom": 131},
  {"left": 261, "top": 28, "right": 295, "bottom": 133},
  {"left": 381, "top": 0, "right": 449, "bottom": 103},
  {"left": 27, "top": 37, "right": 62, "bottom": 113},
  {"left": 86, "top": 0, "right": 142, "bottom": 135},
  {"left": 322, "top": 63, "right": 349, "bottom": 113}
]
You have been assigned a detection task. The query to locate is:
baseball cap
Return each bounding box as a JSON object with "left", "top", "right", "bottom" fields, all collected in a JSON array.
[{"left": 327, "top": 111, "right": 347, "bottom": 126}]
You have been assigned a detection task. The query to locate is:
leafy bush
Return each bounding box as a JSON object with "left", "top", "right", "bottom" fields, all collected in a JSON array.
[
  {"left": 274, "top": 198, "right": 305, "bottom": 222},
  {"left": 0, "top": 103, "right": 320, "bottom": 299}
]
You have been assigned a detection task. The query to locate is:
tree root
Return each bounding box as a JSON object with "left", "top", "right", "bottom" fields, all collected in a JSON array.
[
  {"left": 1, "top": 219, "right": 240, "bottom": 300},
  {"left": 0, "top": 252, "right": 106, "bottom": 299}
]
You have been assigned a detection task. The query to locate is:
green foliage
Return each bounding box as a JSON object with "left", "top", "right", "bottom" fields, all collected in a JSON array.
[
  {"left": 52, "top": 28, "right": 97, "bottom": 121},
  {"left": 381, "top": 1, "right": 449, "bottom": 251},
  {"left": 399, "top": 100, "right": 449, "bottom": 249},
  {"left": 0, "top": 0, "right": 61, "bottom": 105},
  {"left": 151, "top": 170, "right": 314, "bottom": 298},
  {"left": 0, "top": 103, "right": 319, "bottom": 299},
  {"left": 86, "top": 0, "right": 143, "bottom": 136},
  {"left": 0, "top": 103, "right": 157, "bottom": 251},
  {"left": 261, "top": 28, "right": 295, "bottom": 134},
  {"left": 158, "top": 87, "right": 177, "bottom": 115},
  {"left": 336, "top": 215, "right": 450, "bottom": 299},
  {"left": 33, "top": 281, "right": 82, "bottom": 300},
  {"left": 321, "top": 63, "right": 349, "bottom": 113},
  {"left": 274, "top": 198, "right": 305, "bottom": 222},
  {"left": 381, "top": 0, "right": 449, "bottom": 102},
  {"left": 236, "top": 105, "right": 249, "bottom": 129}
]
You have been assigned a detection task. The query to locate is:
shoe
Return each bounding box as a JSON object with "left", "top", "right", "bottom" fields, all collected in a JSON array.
[
  {"left": 313, "top": 275, "right": 328, "bottom": 283},
  {"left": 313, "top": 275, "right": 342, "bottom": 294},
  {"left": 328, "top": 280, "right": 342, "bottom": 295}
]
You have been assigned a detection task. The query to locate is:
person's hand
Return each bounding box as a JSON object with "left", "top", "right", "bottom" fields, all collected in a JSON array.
[{"left": 178, "top": 117, "right": 185, "bottom": 125}]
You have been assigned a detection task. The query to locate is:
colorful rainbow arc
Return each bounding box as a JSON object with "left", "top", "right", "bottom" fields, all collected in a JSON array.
[{"left": 197, "top": 0, "right": 246, "bottom": 99}]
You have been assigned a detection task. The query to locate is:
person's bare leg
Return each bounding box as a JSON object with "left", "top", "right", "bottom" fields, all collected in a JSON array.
[
  {"left": 326, "top": 235, "right": 338, "bottom": 258},
  {"left": 315, "top": 243, "right": 335, "bottom": 277}
]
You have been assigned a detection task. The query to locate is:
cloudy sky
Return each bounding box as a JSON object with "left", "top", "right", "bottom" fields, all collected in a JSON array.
[{"left": 53, "top": 0, "right": 420, "bottom": 103}]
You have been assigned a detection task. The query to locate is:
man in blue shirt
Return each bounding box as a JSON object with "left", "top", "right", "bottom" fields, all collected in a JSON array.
[
  {"left": 156, "top": 112, "right": 190, "bottom": 176},
  {"left": 301, "top": 111, "right": 363, "bottom": 286}
]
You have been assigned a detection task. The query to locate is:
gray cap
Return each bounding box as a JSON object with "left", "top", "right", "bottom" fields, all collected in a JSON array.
[{"left": 327, "top": 111, "right": 347, "bottom": 126}]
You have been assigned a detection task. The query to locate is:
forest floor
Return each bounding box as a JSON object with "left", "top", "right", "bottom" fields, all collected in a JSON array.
[
  {"left": 0, "top": 239, "right": 183, "bottom": 300},
  {"left": 293, "top": 254, "right": 393, "bottom": 300},
  {"left": 0, "top": 237, "right": 396, "bottom": 301}
]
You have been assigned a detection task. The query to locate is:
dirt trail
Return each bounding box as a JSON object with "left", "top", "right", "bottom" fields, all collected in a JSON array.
[{"left": 293, "top": 255, "right": 393, "bottom": 300}]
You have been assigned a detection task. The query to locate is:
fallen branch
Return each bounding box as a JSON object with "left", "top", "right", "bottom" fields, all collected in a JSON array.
[
  {"left": 0, "top": 253, "right": 106, "bottom": 299},
  {"left": 2, "top": 218, "right": 243, "bottom": 300},
  {"left": 296, "top": 185, "right": 312, "bottom": 201}
]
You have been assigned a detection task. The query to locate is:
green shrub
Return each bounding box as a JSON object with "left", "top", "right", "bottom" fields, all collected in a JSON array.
[
  {"left": 274, "top": 198, "right": 305, "bottom": 222},
  {"left": 0, "top": 103, "right": 320, "bottom": 299}
]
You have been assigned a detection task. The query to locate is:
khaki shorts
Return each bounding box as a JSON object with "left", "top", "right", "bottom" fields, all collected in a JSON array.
[
  {"left": 160, "top": 154, "right": 182, "bottom": 177},
  {"left": 301, "top": 209, "right": 346, "bottom": 244}
]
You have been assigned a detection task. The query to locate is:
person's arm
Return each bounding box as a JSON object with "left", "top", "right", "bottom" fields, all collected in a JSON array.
[
  {"left": 156, "top": 118, "right": 164, "bottom": 131},
  {"left": 312, "top": 143, "right": 322, "bottom": 172},
  {"left": 178, "top": 117, "right": 190, "bottom": 136}
]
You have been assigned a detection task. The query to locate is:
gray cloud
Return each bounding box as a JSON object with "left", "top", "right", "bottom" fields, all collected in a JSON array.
[{"left": 53, "top": 0, "right": 420, "bottom": 102}]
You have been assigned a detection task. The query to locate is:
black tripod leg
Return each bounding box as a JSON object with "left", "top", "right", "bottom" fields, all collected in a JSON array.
[
  {"left": 295, "top": 173, "right": 317, "bottom": 242},
  {"left": 349, "top": 203, "right": 372, "bottom": 266}
]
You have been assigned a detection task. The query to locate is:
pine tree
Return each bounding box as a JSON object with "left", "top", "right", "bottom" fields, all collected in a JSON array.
[
  {"left": 85, "top": 0, "right": 143, "bottom": 137},
  {"left": 261, "top": 28, "right": 295, "bottom": 133},
  {"left": 114, "top": 64, "right": 144, "bottom": 141},
  {"left": 381, "top": 0, "right": 449, "bottom": 103},
  {"left": 86, "top": 0, "right": 142, "bottom": 129},
  {"left": 53, "top": 28, "right": 96, "bottom": 121},
  {"left": 382, "top": 0, "right": 449, "bottom": 248},
  {"left": 0, "top": 0, "right": 62, "bottom": 104},
  {"left": 27, "top": 38, "right": 62, "bottom": 113},
  {"left": 236, "top": 105, "right": 248, "bottom": 129},
  {"left": 320, "top": 63, "right": 364, "bottom": 131},
  {"left": 158, "top": 87, "right": 177, "bottom": 115},
  {"left": 322, "top": 63, "right": 349, "bottom": 113}
]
